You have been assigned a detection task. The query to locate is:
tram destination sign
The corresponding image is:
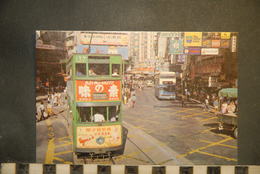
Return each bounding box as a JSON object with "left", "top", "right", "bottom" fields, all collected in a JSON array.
[{"left": 76, "top": 80, "right": 121, "bottom": 102}]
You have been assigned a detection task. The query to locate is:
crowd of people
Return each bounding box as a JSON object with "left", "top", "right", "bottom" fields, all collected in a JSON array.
[{"left": 36, "top": 92, "right": 67, "bottom": 122}]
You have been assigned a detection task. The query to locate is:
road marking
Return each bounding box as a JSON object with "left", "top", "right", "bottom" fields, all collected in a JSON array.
[
  {"left": 199, "top": 116, "right": 218, "bottom": 122},
  {"left": 53, "top": 156, "right": 65, "bottom": 162},
  {"left": 58, "top": 136, "right": 72, "bottom": 141},
  {"left": 54, "top": 150, "right": 73, "bottom": 156},
  {"left": 200, "top": 128, "right": 216, "bottom": 133},
  {"left": 45, "top": 138, "right": 55, "bottom": 164},
  {"left": 174, "top": 108, "right": 199, "bottom": 114},
  {"left": 177, "top": 137, "right": 233, "bottom": 159},
  {"left": 197, "top": 150, "right": 237, "bottom": 161},
  {"left": 56, "top": 142, "right": 73, "bottom": 148},
  {"left": 181, "top": 112, "right": 209, "bottom": 119},
  {"left": 45, "top": 119, "right": 55, "bottom": 164},
  {"left": 200, "top": 139, "right": 237, "bottom": 149}
]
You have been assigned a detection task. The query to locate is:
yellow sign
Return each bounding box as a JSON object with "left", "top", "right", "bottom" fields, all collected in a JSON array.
[
  {"left": 184, "top": 32, "right": 202, "bottom": 47},
  {"left": 221, "top": 32, "right": 231, "bottom": 39},
  {"left": 77, "top": 125, "right": 122, "bottom": 148}
]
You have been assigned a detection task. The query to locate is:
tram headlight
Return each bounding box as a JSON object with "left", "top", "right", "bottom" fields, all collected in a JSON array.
[{"left": 96, "top": 136, "right": 105, "bottom": 145}]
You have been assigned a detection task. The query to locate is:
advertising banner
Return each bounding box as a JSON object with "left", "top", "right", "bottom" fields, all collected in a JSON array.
[
  {"left": 184, "top": 47, "right": 201, "bottom": 55},
  {"left": 201, "top": 48, "right": 219, "bottom": 55},
  {"left": 76, "top": 80, "right": 121, "bottom": 102},
  {"left": 221, "top": 32, "right": 231, "bottom": 39},
  {"left": 184, "top": 32, "right": 202, "bottom": 46},
  {"left": 202, "top": 39, "right": 212, "bottom": 48},
  {"left": 212, "top": 40, "right": 221, "bottom": 48},
  {"left": 221, "top": 40, "right": 230, "bottom": 48},
  {"left": 76, "top": 45, "right": 128, "bottom": 60},
  {"left": 80, "top": 33, "right": 128, "bottom": 46},
  {"left": 160, "top": 32, "right": 182, "bottom": 38},
  {"left": 169, "top": 39, "right": 184, "bottom": 54},
  {"left": 77, "top": 125, "right": 122, "bottom": 148}
]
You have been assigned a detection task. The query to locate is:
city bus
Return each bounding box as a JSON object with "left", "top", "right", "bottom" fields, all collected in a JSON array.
[
  {"left": 66, "top": 53, "right": 124, "bottom": 158},
  {"left": 154, "top": 72, "right": 177, "bottom": 100}
]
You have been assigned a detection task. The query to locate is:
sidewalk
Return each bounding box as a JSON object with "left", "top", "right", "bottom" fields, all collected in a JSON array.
[{"left": 123, "top": 121, "right": 193, "bottom": 165}]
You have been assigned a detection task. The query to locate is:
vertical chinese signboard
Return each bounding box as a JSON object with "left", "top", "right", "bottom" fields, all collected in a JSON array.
[{"left": 76, "top": 80, "right": 121, "bottom": 102}]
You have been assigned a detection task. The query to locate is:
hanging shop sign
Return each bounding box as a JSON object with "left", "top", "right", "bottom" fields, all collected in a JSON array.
[
  {"left": 184, "top": 32, "right": 202, "bottom": 47},
  {"left": 221, "top": 32, "right": 231, "bottom": 39},
  {"left": 220, "top": 40, "right": 230, "bottom": 48},
  {"left": 212, "top": 40, "right": 221, "bottom": 48},
  {"left": 201, "top": 48, "right": 219, "bottom": 55},
  {"left": 169, "top": 39, "right": 184, "bottom": 54},
  {"left": 202, "top": 39, "right": 212, "bottom": 47},
  {"left": 184, "top": 48, "right": 201, "bottom": 55}
]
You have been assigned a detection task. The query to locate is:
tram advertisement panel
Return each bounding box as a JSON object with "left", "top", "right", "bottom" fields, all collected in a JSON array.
[
  {"left": 76, "top": 80, "right": 121, "bottom": 102},
  {"left": 77, "top": 125, "right": 122, "bottom": 148}
]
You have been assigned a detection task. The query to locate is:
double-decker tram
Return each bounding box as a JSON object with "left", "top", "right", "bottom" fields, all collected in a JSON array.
[{"left": 66, "top": 53, "right": 124, "bottom": 159}]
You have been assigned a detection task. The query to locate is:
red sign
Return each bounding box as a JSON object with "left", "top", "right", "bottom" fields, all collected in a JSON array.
[
  {"left": 76, "top": 80, "right": 121, "bottom": 102},
  {"left": 212, "top": 40, "right": 221, "bottom": 48}
]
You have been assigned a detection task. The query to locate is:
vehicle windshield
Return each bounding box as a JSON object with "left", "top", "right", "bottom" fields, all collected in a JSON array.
[{"left": 163, "top": 85, "right": 175, "bottom": 92}]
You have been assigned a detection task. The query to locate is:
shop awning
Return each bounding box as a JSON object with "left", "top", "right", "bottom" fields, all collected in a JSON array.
[{"left": 218, "top": 88, "right": 238, "bottom": 98}]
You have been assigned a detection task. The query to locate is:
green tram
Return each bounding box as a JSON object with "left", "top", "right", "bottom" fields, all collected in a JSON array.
[{"left": 66, "top": 53, "right": 124, "bottom": 158}]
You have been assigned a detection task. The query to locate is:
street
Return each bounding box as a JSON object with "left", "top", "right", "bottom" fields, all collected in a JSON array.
[{"left": 37, "top": 87, "right": 237, "bottom": 165}]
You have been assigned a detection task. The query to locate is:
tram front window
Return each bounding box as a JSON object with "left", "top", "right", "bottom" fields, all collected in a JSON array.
[
  {"left": 89, "top": 64, "right": 109, "bottom": 76},
  {"left": 93, "top": 106, "right": 107, "bottom": 122},
  {"left": 77, "top": 107, "right": 91, "bottom": 122},
  {"left": 109, "top": 106, "right": 120, "bottom": 122},
  {"left": 112, "top": 64, "right": 120, "bottom": 76},
  {"left": 76, "top": 63, "right": 86, "bottom": 76}
]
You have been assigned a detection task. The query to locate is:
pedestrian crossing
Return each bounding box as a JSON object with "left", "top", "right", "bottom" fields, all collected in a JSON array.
[{"left": 1, "top": 163, "right": 259, "bottom": 174}]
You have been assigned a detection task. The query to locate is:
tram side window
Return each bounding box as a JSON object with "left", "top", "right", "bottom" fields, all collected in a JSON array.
[
  {"left": 112, "top": 64, "right": 120, "bottom": 76},
  {"left": 89, "top": 64, "right": 109, "bottom": 76},
  {"left": 93, "top": 106, "right": 107, "bottom": 122},
  {"left": 109, "top": 106, "right": 120, "bottom": 122},
  {"left": 76, "top": 63, "right": 86, "bottom": 76},
  {"left": 77, "top": 107, "right": 91, "bottom": 122}
]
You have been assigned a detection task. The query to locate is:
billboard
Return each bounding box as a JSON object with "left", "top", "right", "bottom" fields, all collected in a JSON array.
[
  {"left": 184, "top": 47, "right": 201, "bottom": 55},
  {"left": 221, "top": 32, "right": 231, "bottom": 39},
  {"left": 184, "top": 32, "right": 202, "bottom": 46},
  {"left": 77, "top": 125, "right": 122, "bottom": 148},
  {"left": 76, "top": 80, "right": 121, "bottom": 102},
  {"left": 169, "top": 39, "right": 184, "bottom": 54},
  {"left": 212, "top": 40, "right": 221, "bottom": 48},
  {"left": 76, "top": 45, "right": 128, "bottom": 59},
  {"left": 201, "top": 48, "right": 219, "bottom": 55},
  {"left": 80, "top": 33, "right": 128, "bottom": 46}
]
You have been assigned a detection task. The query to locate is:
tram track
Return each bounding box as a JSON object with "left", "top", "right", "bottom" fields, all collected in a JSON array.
[{"left": 126, "top": 137, "right": 157, "bottom": 165}]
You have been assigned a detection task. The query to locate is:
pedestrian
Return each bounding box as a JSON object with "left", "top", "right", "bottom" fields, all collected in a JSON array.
[
  {"left": 131, "top": 94, "right": 137, "bottom": 108},
  {"left": 203, "top": 97, "right": 209, "bottom": 111},
  {"left": 46, "top": 101, "right": 53, "bottom": 117},
  {"left": 181, "top": 95, "right": 185, "bottom": 107}
]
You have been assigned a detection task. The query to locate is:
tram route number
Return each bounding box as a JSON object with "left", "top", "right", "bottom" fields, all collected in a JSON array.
[{"left": 92, "top": 93, "right": 107, "bottom": 100}]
